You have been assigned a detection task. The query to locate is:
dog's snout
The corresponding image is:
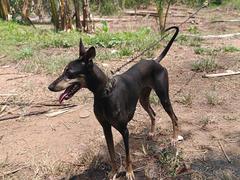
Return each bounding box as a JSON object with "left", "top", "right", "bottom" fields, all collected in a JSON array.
[{"left": 48, "top": 83, "right": 57, "bottom": 92}]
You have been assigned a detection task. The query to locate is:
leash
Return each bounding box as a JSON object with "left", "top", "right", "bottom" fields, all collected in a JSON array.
[{"left": 111, "top": 3, "right": 208, "bottom": 75}]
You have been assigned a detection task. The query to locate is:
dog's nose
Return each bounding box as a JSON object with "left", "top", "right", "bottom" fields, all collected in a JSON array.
[{"left": 48, "top": 84, "right": 55, "bottom": 91}]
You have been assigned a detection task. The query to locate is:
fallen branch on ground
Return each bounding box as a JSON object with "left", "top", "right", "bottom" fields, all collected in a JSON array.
[
  {"left": 45, "top": 106, "right": 80, "bottom": 117},
  {"left": 0, "top": 93, "right": 18, "bottom": 96},
  {"left": 0, "top": 104, "right": 79, "bottom": 121},
  {"left": 0, "top": 55, "right": 6, "bottom": 59},
  {"left": 218, "top": 140, "right": 231, "bottom": 163},
  {"left": 3, "top": 165, "right": 30, "bottom": 176},
  {"left": 0, "top": 110, "right": 49, "bottom": 121},
  {"left": 6, "top": 75, "right": 29, "bottom": 81},
  {"left": 211, "top": 19, "right": 240, "bottom": 23},
  {"left": 183, "top": 32, "right": 240, "bottom": 39},
  {"left": 203, "top": 71, "right": 240, "bottom": 78}
]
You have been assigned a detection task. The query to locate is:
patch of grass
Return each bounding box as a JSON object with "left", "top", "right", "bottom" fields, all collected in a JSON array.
[
  {"left": 223, "top": 0, "right": 240, "bottom": 10},
  {"left": 194, "top": 47, "right": 219, "bottom": 55},
  {"left": 0, "top": 20, "right": 158, "bottom": 74},
  {"left": 177, "top": 35, "right": 202, "bottom": 47},
  {"left": 192, "top": 59, "right": 218, "bottom": 72},
  {"left": 223, "top": 46, "right": 240, "bottom": 53},
  {"left": 17, "top": 47, "right": 34, "bottom": 60},
  {"left": 187, "top": 25, "right": 199, "bottom": 34},
  {"left": 205, "top": 91, "right": 221, "bottom": 106},
  {"left": 223, "top": 115, "right": 238, "bottom": 121},
  {"left": 176, "top": 93, "right": 192, "bottom": 106},
  {"left": 200, "top": 116, "right": 211, "bottom": 128}
]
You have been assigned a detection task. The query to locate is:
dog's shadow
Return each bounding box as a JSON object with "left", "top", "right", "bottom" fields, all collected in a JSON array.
[{"left": 69, "top": 127, "right": 182, "bottom": 180}]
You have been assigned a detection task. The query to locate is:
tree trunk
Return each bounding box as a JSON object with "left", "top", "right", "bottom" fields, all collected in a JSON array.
[
  {"left": 73, "top": 0, "right": 82, "bottom": 31},
  {"left": 49, "top": 0, "right": 59, "bottom": 30},
  {"left": 64, "top": 0, "right": 73, "bottom": 31},
  {"left": 60, "top": 0, "right": 65, "bottom": 30},
  {"left": 0, "top": 0, "right": 10, "bottom": 20},
  {"left": 156, "top": 0, "right": 165, "bottom": 33},
  {"left": 82, "top": 0, "right": 93, "bottom": 33}
]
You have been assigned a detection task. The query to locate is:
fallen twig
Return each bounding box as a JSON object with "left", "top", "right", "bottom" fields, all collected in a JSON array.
[
  {"left": 6, "top": 75, "right": 29, "bottom": 81},
  {"left": 3, "top": 165, "right": 30, "bottom": 176},
  {"left": 45, "top": 106, "right": 80, "bottom": 117},
  {"left": 218, "top": 140, "right": 231, "bottom": 163},
  {"left": 0, "top": 93, "right": 18, "bottom": 96},
  {"left": 0, "top": 55, "right": 7, "bottom": 59},
  {"left": 0, "top": 110, "right": 49, "bottom": 121},
  {"left": 183, "top": 32, "right": 240, "bottom": 39},
  {"left": 203, "top": 71, "right": 240, "bottom": 78},
  {"left": 211, "top": 19, "right": 240, "bottom": 23}
]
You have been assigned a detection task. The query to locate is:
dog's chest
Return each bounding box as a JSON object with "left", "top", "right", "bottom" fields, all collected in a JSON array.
[{"left": 94, "top": 97, "right": 120, "bottom": 123}]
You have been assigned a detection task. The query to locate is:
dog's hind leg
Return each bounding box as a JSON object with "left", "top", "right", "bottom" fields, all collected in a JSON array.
[
  {"left": 154, "top": 68, "right": 180, "bottom": 144},
  {"left": 139, "top": 87, "right": 156, "bottom": 137}
]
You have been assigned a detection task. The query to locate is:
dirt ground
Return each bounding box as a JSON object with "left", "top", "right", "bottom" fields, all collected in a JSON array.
[{"left": 0, "top": 5, "right": 240, "bottom": 180}]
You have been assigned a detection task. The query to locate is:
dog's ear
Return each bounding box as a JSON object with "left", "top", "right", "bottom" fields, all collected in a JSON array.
[
  {"left": 85, "top": 46, "right": 96, "bottom": 61},
  {"left": 79, "top": 38, "right": 86, "bottom": 57}
]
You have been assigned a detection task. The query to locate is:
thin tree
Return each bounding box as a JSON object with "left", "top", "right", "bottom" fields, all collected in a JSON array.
[
  {"left": 73, "top": 0, "right": 82, "bottom": 31},
  {"left": 0, "top": 0, "right": 10, "bottom": 20},
  {"left": 50, "top": 0, "right": 59, "bottom": 30},
  {"left": 82, "top": 0, "right": 92, "bottom": 32}
]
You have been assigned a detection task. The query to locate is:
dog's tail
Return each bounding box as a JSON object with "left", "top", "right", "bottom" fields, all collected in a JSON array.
[{"left": 155, "top": 26, "right": 179, "bottom": 63}]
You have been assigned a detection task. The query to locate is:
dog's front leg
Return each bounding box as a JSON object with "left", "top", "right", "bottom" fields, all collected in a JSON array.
[
  {"left": 102, "top": 124, "right": 117, "bottom": 174},
  {"left": 120, "top": 127, "right": 135, "bottom": 180}
]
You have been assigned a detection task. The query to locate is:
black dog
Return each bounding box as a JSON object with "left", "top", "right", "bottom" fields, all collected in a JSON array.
[{"left": 48, "top": 26, "right": 181, "bottom": 180}]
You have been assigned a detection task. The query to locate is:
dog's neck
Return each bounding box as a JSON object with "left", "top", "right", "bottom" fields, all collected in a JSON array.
[{"left": 86, "top": 64, "right": 109, "bottom": 96}]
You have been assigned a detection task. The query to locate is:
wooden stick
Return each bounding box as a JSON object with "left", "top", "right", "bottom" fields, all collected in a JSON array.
[
  {"left": 0, "top": 110, "right": 49, "bottom": 121},
  {"left": 6, "top": 75, "right": 29, "bottom": 81},
  {"left": 203, "top": 71, "right": 240, "bottom": 78},
  {"left": 0, "top": 93, "right": 18, "bottom": 96},
  {"left": 0, "top": 55, "right": 7, "bottom": 59},
  {"left": 211, "top": 19, "right": 240, "bottom": 23},
  {"left": 3, "top": 165, "right": 29, "bottom": 176},
  {"left": 183, "top": 33, "right": 240, "bottom": 39},
  {"left": 218, "top": 140, "right": 232, "bottom": 163}
]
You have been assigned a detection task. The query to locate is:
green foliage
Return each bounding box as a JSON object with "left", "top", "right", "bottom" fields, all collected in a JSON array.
[
  {"left": 224, "top": 0, "right": 240, "bottom": 10},
  {"left": 101, "top": 21, "right": 109, "bottom": 33},
  {"left": 177, "top": 35, "right": 202, "bottom": 47},
  {"left": 124, "top": 0, "right": 151, "bottom": 8},
  {"left": 17, "top": 47, "right": 33, "bottom": 60},
  {"left": 192, "top": 59, "right": 218, "bottom": 72},
  {"left": 194, "top": 46, "right": 240, "bottom": 55},
  {"left": 180, "top": 0, "right": 207, "bottom": 6},
  {"left": 0, "top": 20, "right": 158, "bottom": 74},
  {"left": 187, "top": 25, "right": 199, "bottom": 34},
  {"left": 205, "top": 91, "right": 221, "bottom": 106},
  {"left": 223, "top": 45, "right": 240, "bottom": 52},
  {"left": 98, "top": 0, "right": 119, "bottom": 15}
]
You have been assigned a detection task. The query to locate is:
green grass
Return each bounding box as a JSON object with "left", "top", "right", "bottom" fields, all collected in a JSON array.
[
  {"left": 205, "top": 91, "right": 221, "bottom": 106},
  {"left": 192, "top": 59, "right": 218, "bottom": 72},
  {"left": 223, "top": 46, "right": 240, "bottom": 52},
  {"left": 223, "top": 0, "right": 240, "bottom": 10},
  {"left": 194, "top": 46, "right": 240, "bottom": 55},
  {"left": 0, "top": 20, "right": 159, "bottom": 74},
  {"left": 177, "top": 35, "right": 202, "bottom": 47}
]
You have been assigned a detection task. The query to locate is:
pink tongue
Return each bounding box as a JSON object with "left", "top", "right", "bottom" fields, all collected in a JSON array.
[{"left": 59, "top": 93, "right": 68, "bottom": 104}]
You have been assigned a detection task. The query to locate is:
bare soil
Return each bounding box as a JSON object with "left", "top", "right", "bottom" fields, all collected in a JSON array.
[{"left": 0, "top": 5, "right": 240, "bottom": 180}]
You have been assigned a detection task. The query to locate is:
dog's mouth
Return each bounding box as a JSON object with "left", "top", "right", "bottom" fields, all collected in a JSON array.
[{"left": 59, "top": 83, "right": 81, "bottom": 104}]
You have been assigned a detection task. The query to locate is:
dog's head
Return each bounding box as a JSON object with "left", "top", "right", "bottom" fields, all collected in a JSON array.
[{"left": 48, "top": 39, "right": 96, "bottom": 103}]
